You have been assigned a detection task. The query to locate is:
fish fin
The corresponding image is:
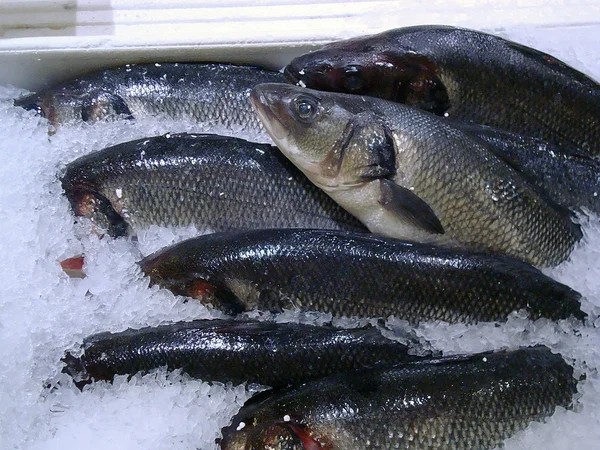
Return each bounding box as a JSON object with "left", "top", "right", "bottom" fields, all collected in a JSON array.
[
  {"left": 82, "top": 92, "right": 133, "bottom": 122},
  {"left": 378, "top": 178, "right": 444, "bottom": 234}
]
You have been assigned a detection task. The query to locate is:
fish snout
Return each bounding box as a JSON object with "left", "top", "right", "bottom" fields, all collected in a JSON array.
[
  {"left": 251, "top": 84, "right": 292, "bottom": 141},
  {"left": 283, "top": 64, "right": 300, "bottom": 85}
]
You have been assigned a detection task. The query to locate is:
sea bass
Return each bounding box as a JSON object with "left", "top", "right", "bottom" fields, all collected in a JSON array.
[
  {"left": 139, "top": 229, "right": 584, "bottom": 323},
  {"left": 62, "top": 319, "right": 425, "bottom": 389},
  {"left": 220, "top": 347, "right": 578, "bottom": 450},
  {"left": 15, "top": 63, "right": 285, "bottom": 141},
  {"left": 285, "top": 25, "right": 600, "bottom": 155},
  {"left": 250, "top": 83, "right": 582, "bottom": 267},
  {"left": 61, "top": 133, "right": 365, "bottom": 237}
]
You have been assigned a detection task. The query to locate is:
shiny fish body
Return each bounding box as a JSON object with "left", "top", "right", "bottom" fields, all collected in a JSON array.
[
  {"left": 139, "top": 229, "right": 584, "bottom": 323},
  {"left": 61, "top": 133, "right": 365, "bottom": 237},
  {"left": 285, "top": 25, "right": 600, "bottom": 155},
  {"left": 250, "top": 83, "right": 582, "bottom": 267},
  {"left": 62, "top": 319, "right": 424, "bottom": 389},
  {"left": 462, "top": 123, "right": 600, "bottom": 214},
  {"left": 220, "top": 347, "right": 578, "bottom": 450},
  {"left": 15, "top": 63, "right": 285, "bottom": 140}
]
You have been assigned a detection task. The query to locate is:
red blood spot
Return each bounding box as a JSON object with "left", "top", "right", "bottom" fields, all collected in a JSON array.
[
  {"left": 60, "top": 256, "right": 86, "bottom": 278},
  {"left": 286, "top": 423, "right": 323, "bottom": 450},
  {"left": 189, "top": 279, "right": 218, "bottom": 298}
]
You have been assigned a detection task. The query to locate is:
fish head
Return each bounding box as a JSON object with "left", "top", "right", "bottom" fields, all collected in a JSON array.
[
  {"left": 251, "top": 83, "right": 396, "bottom": 191},
  {"left": 14, "top": 80, "right": 132, "bottom": 127},
  {"left": 221, "top": 415, "right": 324, "bottom": 450},
  {"left": 61, "top": 163, "right": 130, "bottom": 238},
  {"left": 284, "top": 35, "right": 449, "bottom": 116},
  {"left": 139, "top": 247, "right": 244, "bottom": 315}
]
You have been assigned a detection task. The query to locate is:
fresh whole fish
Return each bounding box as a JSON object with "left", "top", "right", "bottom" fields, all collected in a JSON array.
[
  {"left": 219, "top": 346, "right": 578, "bottom": 450},
  {"left": 462, "top": 123, "right": 600, "bottom": 214},
  {"left": 250, "top": 83, "right": 583, "bottom": 267},
  {"left": 139, "top": 229, "right": 584, "bottom": 323},
  {"left": 61, "top": 133, "right": 365, "bottom": 237},
  {"left": 285, "top": 25, "right": 600, "bottom": 155},
  {"left": 15, "top": 63, "right": 285, "bottom": 141},
  {"left": 61, "top": 319, "right": 426, "bottom": 389}
]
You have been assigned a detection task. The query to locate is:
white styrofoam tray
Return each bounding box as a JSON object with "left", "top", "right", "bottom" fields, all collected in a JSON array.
[{"left": 1, "top": 0, "right": 600, "bottom": 91}]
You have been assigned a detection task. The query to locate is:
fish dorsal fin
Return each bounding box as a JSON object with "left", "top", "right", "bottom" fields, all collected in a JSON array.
[{"left": 378, "top": 178, "right": 445, "bottom": 234}]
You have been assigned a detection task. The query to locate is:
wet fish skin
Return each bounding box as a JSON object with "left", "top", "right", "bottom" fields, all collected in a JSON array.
[
  {"left": 250, "top": 83, "right": 582, "bottom": 267},
  {"left": 61, "top": 319, "right": 423, "bottom": 389},
  {"left": 462, "top": 123, "right": 600, "bottom": 214},
  {"left": 15, "top": 63, "right": 285, "bottom": 140},
  {"left": 220, "top": 347, "right": 578, "bottom": 450},
  {"left": 285, "top": 25, "right": 600, "bottom": 155},
  {"left": 61, "top": 133, "right": 365, "bottom": 237},
  {"left": 139, "top": 229, "right": 584, "bottom": 323}
]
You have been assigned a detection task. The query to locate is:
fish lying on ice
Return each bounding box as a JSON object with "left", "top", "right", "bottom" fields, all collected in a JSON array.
[
  {"left": 219, "top": 346, "right": 578, "bottom": 450},
  {"left": 250, "top": 83, "right": 583, "bottom": 267},
  {"left": 285, "top": 25, "right": 600, "bottom": 155},
  {"left": 139, "top": 229, "right": 584, "bottom": 323},
  {"left": 61, "top": 133, "right": 365, "bottom": 237},
  {"left": 15, "top": 63, "right": 285, "bottom": 141},
  {"left": 62, "top": 319, "right": 426, "bottom": 389}
]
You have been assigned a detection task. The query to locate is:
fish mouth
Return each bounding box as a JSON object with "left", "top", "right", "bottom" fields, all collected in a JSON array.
[
  {"left": 14, "top": 100, "right": 44, "bottom": 117},
  {"left": 250, "top": 85, "right": 291, "bottom": 141},
  {"left": 283, "top": 65, "right": 300, "bottom": 84}
]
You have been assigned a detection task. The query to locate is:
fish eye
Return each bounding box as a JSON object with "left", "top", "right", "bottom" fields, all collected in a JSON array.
[
  {"left": 343, "top": 66, "right": 365, "bottom": 92},
  {"left": 293, "top": 96, "right": 318, "bottom": 122}
]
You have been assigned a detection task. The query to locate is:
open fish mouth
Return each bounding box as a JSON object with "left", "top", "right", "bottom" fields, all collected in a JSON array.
[{"left": 250, "top": 86, "right": 291, "bottom": 141}]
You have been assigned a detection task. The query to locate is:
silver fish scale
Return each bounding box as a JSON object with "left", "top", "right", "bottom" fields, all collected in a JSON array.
[
  {"left": 387, "top": 104, "right": 581, "bottom": 267},
  {"left": 116, "top": 66, "right": 277, "bottom": 137},
  {"left": 220, "top": 348, "right": 577, "bottom": 450}
]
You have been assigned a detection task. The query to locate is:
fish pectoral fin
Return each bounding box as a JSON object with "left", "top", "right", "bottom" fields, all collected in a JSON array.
[{"left": 378, "top": 178, "right": 445, "bottom": 234}]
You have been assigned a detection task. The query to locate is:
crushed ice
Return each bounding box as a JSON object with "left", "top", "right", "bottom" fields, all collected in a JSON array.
[{"left": 1, "top": 24, "right": 600, "bottom": 450}]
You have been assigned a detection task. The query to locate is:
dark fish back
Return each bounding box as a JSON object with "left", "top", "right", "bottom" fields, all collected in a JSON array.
[
  {"left": 61, "top": 133, "right": 365, "bottom": 235},
  {"left": 386, "top": 26, "right": 600, "bottom": 153},
  {"left": 460, "top": 122, "right": 600, "bottom": 214},
  {"left": 220, "top": 347, "right": 577, "bottom": 450},
  {"left": 140, "top": 229, "right": 584, "bottom": 323},
  {"left": 62, "top": 319, "right": 422, "bottom": 389}
]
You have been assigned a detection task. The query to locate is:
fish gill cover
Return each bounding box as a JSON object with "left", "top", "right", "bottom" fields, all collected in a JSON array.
[{"left": 0, "top": 26, "right": 599, "bottom": 450}]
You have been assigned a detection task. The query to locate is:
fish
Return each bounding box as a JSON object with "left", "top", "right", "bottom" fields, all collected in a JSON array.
[
  {"left": 61, "top": 319, "right": 426, "bottom": 390},
  {"left": 14, "top": 63, "right": 285, "bottom": 141},
  {"left": 250, "top": 83, "right": 583, "bottom": 267},
  {"left": 139, "top": 229, "right": 584, "bottom": 323},
  {"left": 284, "top": 25, "right": 600, "bottom": 155},
  {"left": 219, "top": 346, "right": 578, "bottom": 450},
  {"left": 61, "top": 133, "right": 365, "bottom": 237},
  {"left": 462, "top": 123, "right": 600, "bottom": 214}
]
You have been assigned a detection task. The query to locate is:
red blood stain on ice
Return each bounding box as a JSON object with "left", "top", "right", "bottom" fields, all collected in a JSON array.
[{"left": 60, "top": 255, "right": 86, "bottom": 278}]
